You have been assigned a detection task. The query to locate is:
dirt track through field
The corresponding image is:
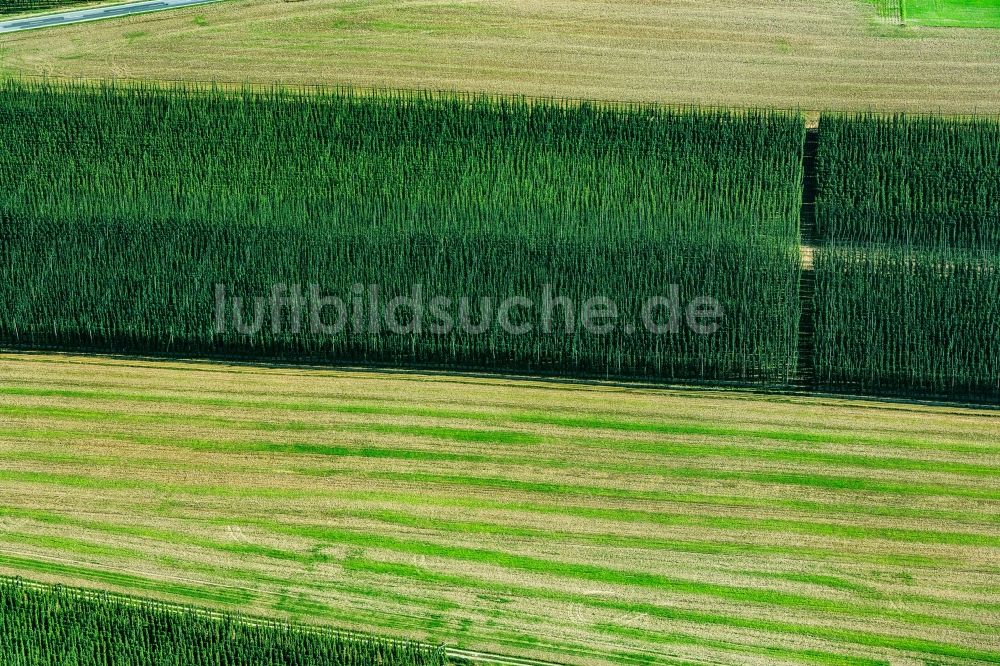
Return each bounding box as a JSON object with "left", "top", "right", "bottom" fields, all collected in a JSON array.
[{"left": 0, "top": 352, "right": 998, "bottom": 665}]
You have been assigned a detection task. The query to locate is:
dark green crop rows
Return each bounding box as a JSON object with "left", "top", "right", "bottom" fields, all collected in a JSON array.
[
  {"left": 817, "top": 114, "right": 1000, "bottom": 249},
  {"left": 815, "top": 246, "right": 1000, "bottom": 396},
  {"left": 0, "top": 577, "right": 449, "bottom": 665},
  {"left": 0, "top": 81, "right": 804, "bottom": 384},
  {"left": 815, "top": 113, "right": 1000, "bottom": 400},
  {"left": 3, "top": 83, "right": 995, "bottom": 399},
  {"left": 0, "top": 0, "right": 92, "bottom": 15}
]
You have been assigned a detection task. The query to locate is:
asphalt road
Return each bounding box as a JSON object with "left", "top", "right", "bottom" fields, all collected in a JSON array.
[{"left": 0, "top": 0, "right": 222, "bottom": 33}]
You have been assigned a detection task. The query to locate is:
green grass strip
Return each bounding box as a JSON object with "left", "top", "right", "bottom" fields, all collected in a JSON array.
[
  {"left": 257, "top": 522, "right": 983, "bottom": 631},
  {"left": 3, "top": 384, "right": 996, "bottom": 454},
  {"left": 345, "top": 557, "right": 999, "bottom": 662},
  {"left": 0, "top": 553, "right": 254, "bottom": 606},
  {"left": 358, "top": 472, "right": 1000, "bottom": 538},
  {"left": 596, "top": 622, "right": 888, "bottom": 666}
]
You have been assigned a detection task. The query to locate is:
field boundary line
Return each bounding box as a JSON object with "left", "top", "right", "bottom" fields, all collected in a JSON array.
[
  {"left": 3, "top": 73, "right": 998, "bottom": 122},
  {"left": 3, "top": 348, "right": 998, "bottom": 413},
  {"left": 0, "top": 564, "right": 571, "bottom": 666}
]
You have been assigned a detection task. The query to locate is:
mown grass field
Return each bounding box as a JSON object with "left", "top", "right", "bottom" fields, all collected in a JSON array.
[
  {"left": 0, "top": 353, "right": 998, "bottom": 664},
  {"left": 0, "top": 0, "right": 998, "bottom": 114}
]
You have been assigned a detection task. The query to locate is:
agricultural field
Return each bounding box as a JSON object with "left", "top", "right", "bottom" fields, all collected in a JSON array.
[
  {"left": 906, "top": 0, "right": 1000, "bottom": 29},
  {"left": 0, "top": 353, "right": 998, "bottom": 664},
  {"left": 0, "top": 0, "right": 94, "bottom": 15},
  {"left": 0, "top": 579, "right": 446, "bottom": 666},
  {"left": 813, "top": 246, "right": 1000, "bottom": 397},
  {"left": 872, "top": 1, "right": 1000, "bottom": 29},
  {"left": 0, "top": 81, "right": 804, "bottom": 385},
  {"left": 5, "top": 81, "right": 1000, "bottom": 401},
  {"left": 0, "top": 2, "right": 998, "bottom": 663},
  {"left": 0, "top": 0, "right": 999, "bottom": 114},
  {"left": 815, "top": 115, "right": 1000, "bottom": 249},
  {"left": 813, "top": 113, "right": 1000, "bottom": 399}
]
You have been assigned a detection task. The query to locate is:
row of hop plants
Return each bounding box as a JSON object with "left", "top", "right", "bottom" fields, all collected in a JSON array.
[
  {"left": 869, "top": 0, "right": 905, "bottom": 21},
  {"left": 814, "top": 112, "right": 1000, "bottom": 400},
  {"left": 0, "top": 81, "right": 805, "bottom": 385},
  {"left": 0, "top": 577, "right": 449, "bottom": 665},
  {"left": 0, "top": 0, "right": 93, "bottom": 14},
  {"left": 816, "top": 113, "right": 1000, "bottom": 250},
  {"left": 814, "top": 245, "right": 1000, "bottom": 399}
]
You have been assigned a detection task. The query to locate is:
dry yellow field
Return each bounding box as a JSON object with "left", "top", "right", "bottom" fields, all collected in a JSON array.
[
  {"left": 0, "top": 352, "right": 998, "bottom": 664},
  {"left": 0, "top": 0, "right": 999, "bottom": 113}
]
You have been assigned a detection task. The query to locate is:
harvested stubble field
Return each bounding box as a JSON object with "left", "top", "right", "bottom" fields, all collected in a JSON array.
[
  {"left": 0, "top": 0, "right": 999, "bottom": 114},
  {"left": 0, "top": 353, "right": 998, "bottom": 664}
]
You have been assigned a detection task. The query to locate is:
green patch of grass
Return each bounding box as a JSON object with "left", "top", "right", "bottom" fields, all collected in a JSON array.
[
  {"left": 0, "top": 553, "right": 254, "bottom": 606},
  {"left": 253, "top": 521, "right": 981, "bottom": 631},
  {"left": 0, "top": 468, "right": 312, "bottom": 501},
  {"left": 344, "top": 555, "right": 998, "bottom": 663},
  {"left": 366, "top": 467, "right": 1000, "bottom": 507},
  {"left": 192, "top": 14, "right": 208, "bottom": 26},
  {"left": 597, "top": 623, "right": 888, "bottom": 666},
  {"left": 671, "top": 467, "right": 1000, "bottom": 500},
  {"left": 0, "top": 391, "right": 539, "bottom": 444},
  {"left": 906, "top": 0, "right": 1000, "bottom": 28},
  {"left": 273, "top": 591, "right": 334, "bottom": 619},
  {"left": 0, "top": 532, "right": 140, "bottom": 560},
  {"left": 0, "top": 403, "right": 322, "bottom": 434},
  {"left": 313, "top": 483, "right": 1000, "bottom": 548},
  {"left": 148, "top": 436, "right": 503, "bottom": 465},
  {"left": 217, "top": 542, "right": 326, "bottom": 566},
  {"left": 364, "top": 422, "right": 544, "bottom": 445},
  {"left": 0, "top": 384, "right": 483, "bottom": 421},
  {"left": 512, "top": 408, "right": 999, "bottom": 454},
  {"left": 4, "top": 383, "right": 995, "bottom": 454},
  {"left": 332, "top": 487, "right": 998, "bottom": 550},
  {"left": 771, "top": 572, "right": 882, "bottom": 597}
]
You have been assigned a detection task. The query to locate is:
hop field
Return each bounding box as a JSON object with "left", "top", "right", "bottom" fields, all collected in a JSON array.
[
  {"left": 869, "top": 0, "right": 904, "bottom": 21},
  {"left": 814, "top": 246, "right": 1000, "bottom": 398},
  {"left": 0, "top": 577, "right": 448, "bottom": 665},
  {"left": 0, "top": 81, "right": 804, "bottom": 385},
  {"left": 816, "top": 113, "right": 1000, "bottom": 250},
  {"left": 0, "top": 0, "right": 93, "bottom": 15},
  {"left": 2, "top": 82, "right": 999, "bottom": 401},
  {"left": 814, "top": 112, "right": 1000, "bottom": 400}
]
